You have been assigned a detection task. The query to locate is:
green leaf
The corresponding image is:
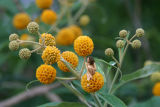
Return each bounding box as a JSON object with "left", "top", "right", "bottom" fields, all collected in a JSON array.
[
  {"left": 99, "top": 94, "right": 127, "bottom": 107},
  {"left": 113, "top": 63, "right": 160, "bottom": 93},
  {"left": 132, "top": 96, "right": 160, "bottom": 107},
  {"left": 38, "top": 102, "right": 87, "bottom": 107}
]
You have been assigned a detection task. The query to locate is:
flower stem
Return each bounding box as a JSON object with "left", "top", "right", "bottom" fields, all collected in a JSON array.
[
  {"left": 18, "top": 40, "right": 42, "bottom": 46},
  {"left": 80, "top": 57, "right": 86, "bottom": 78},
  {"left": 58, "top": 80, "right": 91, "bottom": 107},
  {"left": 31, "top": 46, "right": 42, "bottom": 53},
  {"left": 91, "top": 93, "right": 102, "bottom": 107},
  {"left": 60, "top": 57, "right": 81, "bottom": 80},
  {"left": 56, "top": 77, "right": 77, "bottom": 80},
  {"left": 108, "top": 69, "right": 119, "bottom": 94},
  {"left": 25, "top": 80, "right": 39, "bottom": 91}
]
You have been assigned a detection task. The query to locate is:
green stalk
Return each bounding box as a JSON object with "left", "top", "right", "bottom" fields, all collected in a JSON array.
[
  {"left": 80, "top": 57, "right": 86, "bottom": 78},
  {"left": 60, "top": 57, "right": 81, "bottom": 80},
  {"left": 56, "top": 77, "right": 77, "bottom": 80},
  {"left": 91, "top": 93, "right": 102, "bottom": 107},
  {"left": 58, "top": 80, "right": 91, "bottom": 107}
]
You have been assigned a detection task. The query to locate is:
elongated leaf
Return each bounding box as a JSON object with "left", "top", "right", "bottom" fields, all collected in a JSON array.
[
  {"left": 132, "top": 96, "right": 160, "bottom": 107},
  {"left": 113, "top": 63, "right": 160, "bottom": 93},
  {"left": 38, "top": 102, "right": 87, "bottom": 107},
  {"left": 99, "top": 94, "right": 127, "bottom": 107}
]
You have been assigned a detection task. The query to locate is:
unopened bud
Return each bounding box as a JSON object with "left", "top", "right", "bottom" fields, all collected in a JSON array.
[
  {"left": 136, "top": 28, "right": 144, "bottom": 37},
  {"left": 116, "top": 40, "right": 125, "bottom": 48},
  {"left": 27, "top": 22, "right": 39, "bottom": 34},
  {"left": 9, "top": 41, "right": 19, "bottom": 51},
  {"left": 19, "top": 48, "right": 31, "bottom": 59},
  {"left": 9, "top": 33, "right": 19, "bottom": 41},
  {"left": 131, "top": 39, "right": 141, "bottom": 49},
  {"left": 105, "top": 48, "right": 114, "bottom": 57},
  {"left": 119, "top": 30, "right": 127, "bottom": 38}
]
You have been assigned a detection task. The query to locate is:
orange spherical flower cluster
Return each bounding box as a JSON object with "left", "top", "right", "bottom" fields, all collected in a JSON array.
[
  {"left": 57, "top": 51, "right": 79, "bottom": 72},
  {"left": 56, "top": 28, "right": 75, "bottom": 46},
  {"left": 81, "top": 72, "right": 104, "bottom": 93},
  {"left": 74, "top": 36, "right": 94, "bottom": 57},
  {"left": 41, "top": 46, "right": 60, "bottom": 65},
  {"left": 69, "top": 25, "right": 82, "bottom": 39},
  {"left": 39, "top": 33, "right": 56, "bottom": 46},
  {"left": 36, "top": 64, "right": 56, "bottom": 84},
  {"left": 41, "top": 9, "right": 57, "bottom": 25},
  {"left": 152, "top": 82, "right": 160, "bottom": 96},
  {"left": 20, "top": 34, "right": 35, "bottom": 41},
  {"left": 20, "top": 34, "right": 35, "bottom": 47},
  {"left": 35, "top": 0, "right": 53, "bottom": 9},
  {"left": 13, "top": 13, "right": 31, "bottom": 30}
]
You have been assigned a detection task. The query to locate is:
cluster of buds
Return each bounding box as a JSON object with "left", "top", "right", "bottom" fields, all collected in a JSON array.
[
  {"left": 105, "top": 28, "right": 145, "bottom": 58},
  {"left": 8, "top": 21, "right": 40, "bottom": 60}
]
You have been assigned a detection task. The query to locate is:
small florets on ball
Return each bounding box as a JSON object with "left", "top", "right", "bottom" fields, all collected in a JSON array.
[
  {"left": 27, "top": 22, "right": 39, "bottom": 34},
  {"left": 81, "top": 72, "right": 104, "bottom": 93},
  {"left": 131, "top": 39, "right": 141, "bottom": 49},
  {"left": 105, "top": 48, "right": 114, "bottom": 57},
  {"left": 57, "top": 51, "right": 79, "bottom": 72},
  {"left": 36, "top": 64, "right": 56, "bottom": 84},
  {"left": 9, "top": 33, "right": 19, "bottom": 41},
  {"left": 9, "top": 40, "right": 19, "bottom": 51},
  {"left": 19, "top": 48, "right": 31, "bottom": 59},
  {"left": 74, "top": 36, "right": 94, "bottom": 57},
  {"left": 136, "top": 28, "right": 144, "bottom": 37},
  {"left": 41, "top": 46, "right": 60, "bottom": 65},
  {"left": 39, "top": 33, "right": 56, "bottom": 46}
]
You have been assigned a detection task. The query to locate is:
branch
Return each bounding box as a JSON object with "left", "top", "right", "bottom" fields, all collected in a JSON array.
[
  {"left": 0, "top": 83, "right": 61, "bottom": 107},
  {"left": 45, "top": 92, "right": 62, "bottom": 102}
]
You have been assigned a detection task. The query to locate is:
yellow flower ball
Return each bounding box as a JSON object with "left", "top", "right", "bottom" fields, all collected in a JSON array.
[
  {"left": 42, "top": 46, "right": 60, "bottom": 65},
  {"left": 81, "top": 72, "right": 104, "bottom": 93},
  {"left": 13, "top": 13, "right": 31, "bottom": 30},
  {"left": 41, "top": 9, "right": 57, "bottom": 25},
  {"left": 56, "top": 28, "right": 75, "bottom": 46},
  {"left": 79, "top": 15, "right": 90, "bottom": 26},
  {"left": 74, "top": 36, "right": 94, "bottom": 57},
  {"left": 20, "top": 34, "right": 30, "bottom": 41},
  {"left": 152, "top": 82, "right": 160, "bottom": 96},
  {"left": 57, "top": 51, "right": 79, "bottom": 72},
  {"left": 35, "top": 0, "right": 53, "bottom": 9},
  {"left": 39, "top": 33, "right": 56, "bottom": 46},
  {"left": 20, "top": 34, "right": 35, "bottom": 47},
  {"left": 69, "top": 25, "right": 82, "bottom": 39},
  {"left": 36, "top": 64, "right": 56, "bottom": 84}
]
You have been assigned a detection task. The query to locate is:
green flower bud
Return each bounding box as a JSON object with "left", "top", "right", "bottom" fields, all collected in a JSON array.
[
  {"left": 131, "top": 39, "right": 141, "bottom": 49},
  {"left": 150, "top": 72, "right": 160, "bottom": 83},
  {"left": 9, "top": 41, "right": 19, "bottom": 51},
  {"left": 105, "top": 48, "right": 114, "bottom": 57},
  {"left": 9, "top": 33, "right": 19, "bottom": 41},
  {"left": 116, "top": 40, "right": 125, "bottom": 48},
  {"left": 136, "top": 28, "right": 144, "bottom": 37},
  {"left": 119, "top": 30, "right": 127, "bottom": 38},
  {"left": 27, "top": 22, "right": 39, "bottom": 34},
  {"left": 19, "top": 48, "right": 31, "bottom": 59}
]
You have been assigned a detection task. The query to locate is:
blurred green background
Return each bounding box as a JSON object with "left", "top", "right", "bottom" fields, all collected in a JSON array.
[{"left": 0, "top": 0, "right": 160, "bottom": 107}]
